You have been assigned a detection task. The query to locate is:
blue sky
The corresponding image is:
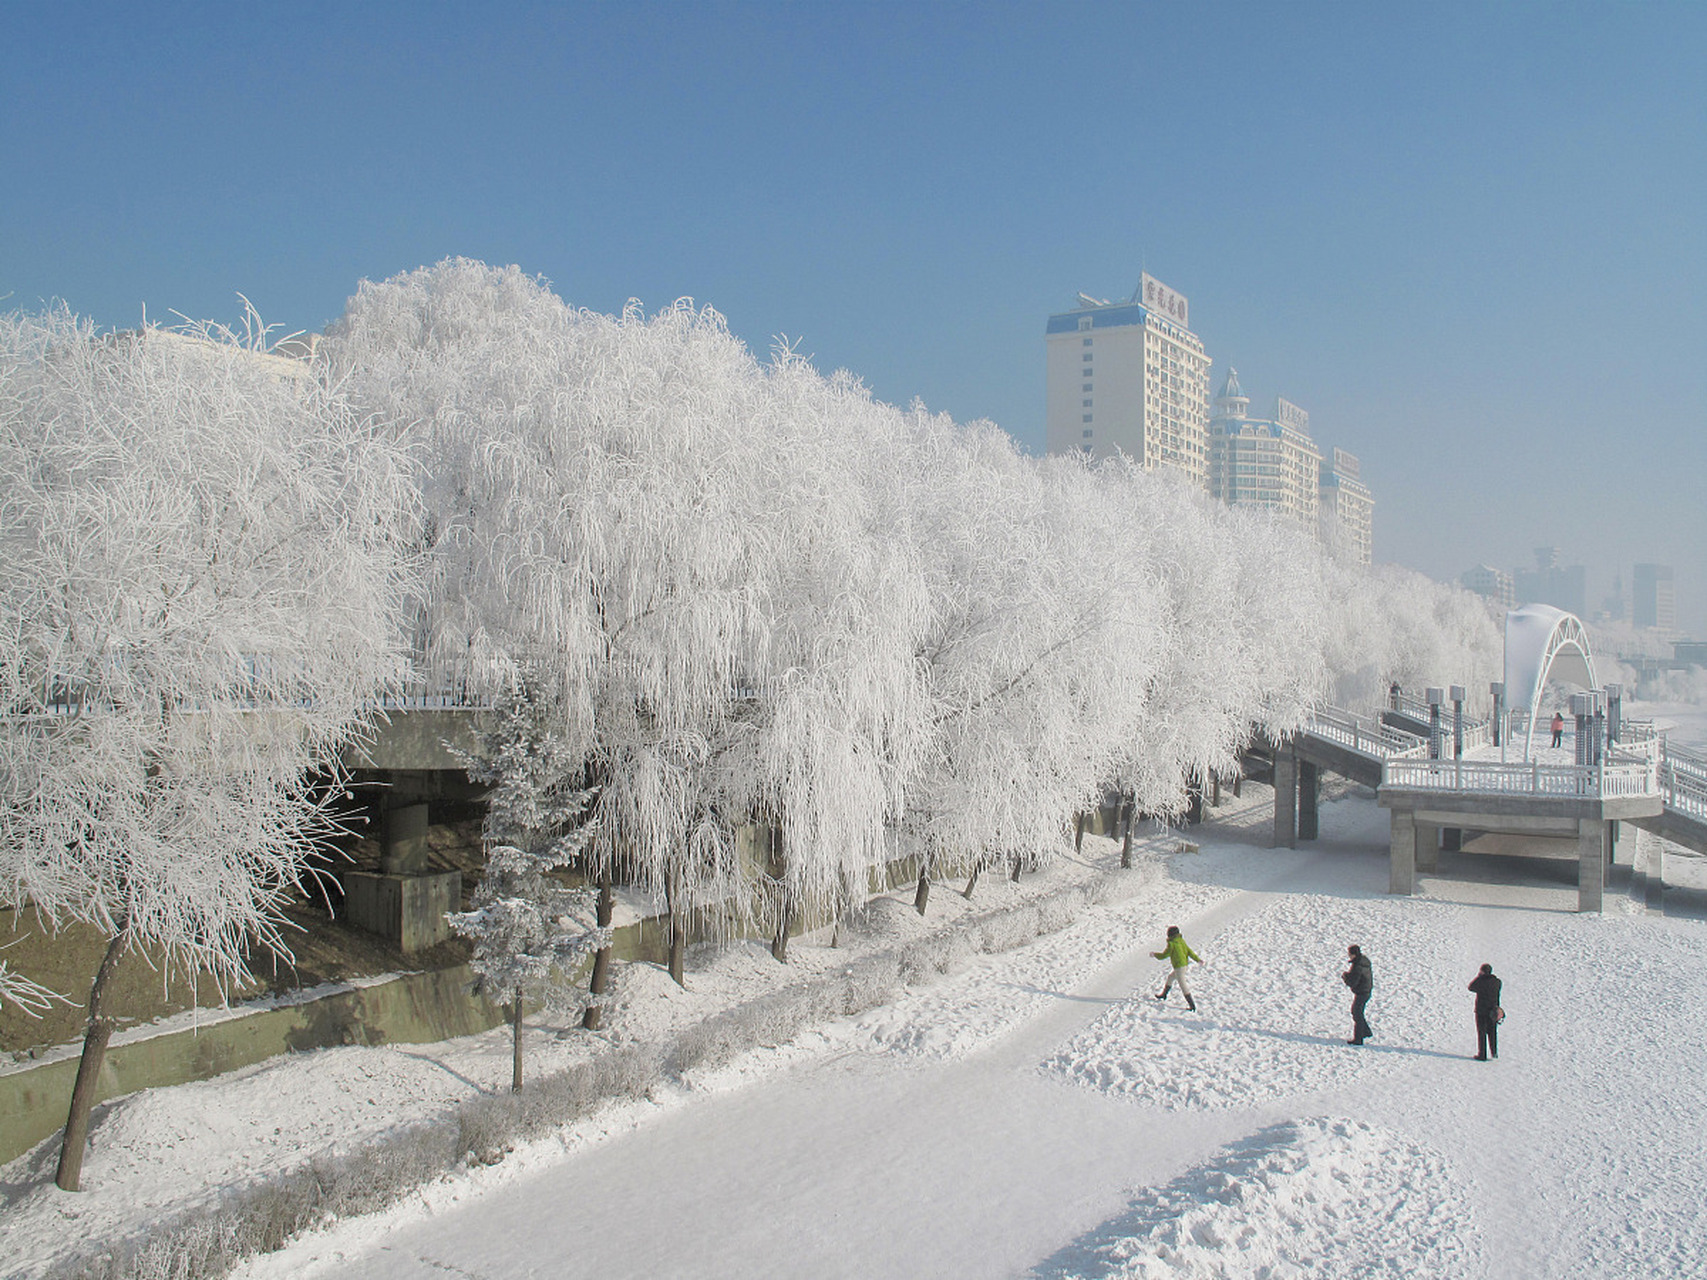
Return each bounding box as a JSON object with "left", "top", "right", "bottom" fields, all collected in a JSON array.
[{"left": 4, "top": 3, "right": 1704, "bottom": 631}]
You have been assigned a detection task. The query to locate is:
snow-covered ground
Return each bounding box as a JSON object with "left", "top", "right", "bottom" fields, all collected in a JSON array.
[
  {"left": 1639, "top": 698, "right": 1707, "bottom": 752},
  {"left": 7, "top": 784, "right": 1707, "bottom": 1279}
]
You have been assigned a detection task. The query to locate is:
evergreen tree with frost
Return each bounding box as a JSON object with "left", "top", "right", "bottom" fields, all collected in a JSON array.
[{"left": 449, "top": 669, "right": 609, "bottom": 1090}]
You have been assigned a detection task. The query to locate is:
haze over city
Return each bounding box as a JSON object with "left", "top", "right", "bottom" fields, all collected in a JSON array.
[{"left": 3, "top": 3, "right": 1703, "bottom": 627}]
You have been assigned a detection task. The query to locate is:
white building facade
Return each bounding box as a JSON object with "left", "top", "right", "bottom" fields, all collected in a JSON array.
[
  {"left": 1044, "top": 274, "right": 1211, "bottom": 489},
  {"left": 1461, "top": 564, "right": 1517, "bottom": 608},
  {"left": 1208, "top": 371, "right": 1322, "bottom": 531},
  {"left": 1320, "top": 447, "right": 1375, "bottom": 565}
]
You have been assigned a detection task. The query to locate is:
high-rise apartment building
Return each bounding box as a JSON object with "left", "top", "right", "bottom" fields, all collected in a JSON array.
[
  {"left": 1461, "top": 564, "right": 1516, "bottom": 608},
  {"left": 1633, "top": 563, "right": 1676, "bottom": 631},
  {"left": 1319, "top": 448, "right": 1374, "bottom": 565},
  {"left": 1044, "top": 274, "right": 1211, "bottom": 488},
  {"left": 1515, "top": 548, "right": 1587, "bottom": 617},
  {"left": 1208, "top": 371, "right": 1321, "bottom": 531}
]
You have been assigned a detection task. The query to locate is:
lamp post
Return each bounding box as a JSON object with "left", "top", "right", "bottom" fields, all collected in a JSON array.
[
  {"left": 1569, "top": 691, "right": 1604, "bottom": 768},
  {"left": 1490, "top": 681, "right": 1505, "bottom": 760},
  {"left": 1426, "top": 686, "right": 1445, "bottom": 761},
  {"left": 1450, "top": 684, "right": 1466, "bottom": 760}
]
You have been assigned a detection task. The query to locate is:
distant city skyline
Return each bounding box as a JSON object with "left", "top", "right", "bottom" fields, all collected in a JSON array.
[{"left": 4, "top": 4, "right": 1702, "bottom": 628}]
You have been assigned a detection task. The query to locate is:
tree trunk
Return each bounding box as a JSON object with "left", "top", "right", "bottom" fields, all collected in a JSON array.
[
  {"left": 664, "top": 872, "right": 687, "bottom": 987},
  {"left": 769, "top": 824, "right": 792, "bottom": 963},
  {"left": 1186, "top": 773, "right": 1205, "bottom": 825},
  {"left": 1074, "top": 812, "right": 1086, "bottom": 852},
  {"left": 669, "top": 916, "right": 686, "bottom": 986},
  {"left": 1010, "top": 853, "right": 1022, "bottom": 882},
  {"left": 582, "top": 877, "right": 616, "bottom": 1030},
  {"left": 1121, "top": 796, "right": 1135, "bottom": 870},
  {"left": 511, "top": 987, "right": 524, "bottom": 1093},
  {"left": 913, "top": 868, "right": 931, "bottom": 915},
  {"left": 771, "top": 898, "right": 793, "bottom": 963},
  {"left": 1233, "top": 773, "right": 1242, "bottom": 798},
  {"left": 962, "top": 865, "right": 980, "bottom": 899},
  {"left": 56, "top": 926, "right": 128, "bottom": 1192}
]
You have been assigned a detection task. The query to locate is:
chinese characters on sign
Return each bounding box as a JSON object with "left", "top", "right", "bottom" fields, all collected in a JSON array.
[
  {"left": 1276, "top": 396, "right": 1310, "bottom": 432},
  {"left": 1140, "top": 273, "right": 1189, "bottom": 327}
]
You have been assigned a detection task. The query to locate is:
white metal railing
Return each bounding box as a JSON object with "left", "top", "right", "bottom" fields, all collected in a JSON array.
[
  {"left": 1660, "top": 746, "right": 1707, "bottom": 820},
  {"left": 26, "top": 654, "right": 495, "bottom": 719},
  {"left": 1662, "top": 740, "right": 1707, "bottom": 781},
  {"left": 1383, "top": 755, "right": 1659, "bottom": 800},
  {"left": 1390, "top": 694, "right": 1492, "bottom": 752},
  {"left": 1307, "top": 706, "right": 1430, "bottom": 759}
]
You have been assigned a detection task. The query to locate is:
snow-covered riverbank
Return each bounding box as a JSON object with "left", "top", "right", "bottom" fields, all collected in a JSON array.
[{"left": 8, "top": 781, "right": 1707, "bottom": 1280}]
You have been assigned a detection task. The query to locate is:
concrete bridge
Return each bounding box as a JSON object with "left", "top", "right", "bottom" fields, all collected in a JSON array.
[{"left": 1277, "top": 700, "right": 1707, "bottom": 912}]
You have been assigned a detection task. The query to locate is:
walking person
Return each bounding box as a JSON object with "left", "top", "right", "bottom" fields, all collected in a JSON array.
[
  {"left": 1152, "top": 925, "right": 1203, "bottom": 1011},
  {"left": 1468, "top": 962, "right": 1503, "bottom": 1060},
  {"left": 1342, "top": 944, "right": 1373, "bottom": 1044},
  {"left": 1550, "top": 711, "right": 1565, "bottom": 748}
]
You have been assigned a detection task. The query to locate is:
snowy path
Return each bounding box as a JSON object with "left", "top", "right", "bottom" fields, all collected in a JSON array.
[{"left": 236, "top": 796, "right": 1707, "bottom": 1280}]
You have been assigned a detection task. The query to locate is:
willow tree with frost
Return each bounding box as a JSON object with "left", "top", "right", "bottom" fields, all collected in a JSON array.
[
  {"left": 715, "top": 354, "right": 930, "bottom": 952},
  {"left": 324, "top": 263, "right": 777, "bottom": 985},
  {"left": 890, "top": 422, "right": 1159, "bottom": 907},
  {"left": 0, "top": 308, "right": 417, "bottom": 1191}
]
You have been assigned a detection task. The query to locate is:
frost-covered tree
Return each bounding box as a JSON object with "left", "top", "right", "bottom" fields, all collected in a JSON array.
[
  {"left": 0, "top": 307, "right": 417, "bottom": 1190},
  {"left": 320, "top": 256, "right": 1501, "bottom": 998},
  {"left": 0, "top": 957, "right": 69, "bottom": 1016},
  {"left": 712, "top": 356, "right": 930, "bottom": 949},
  {"left": 1319, "top": 560, "right": 1502, "bottom": 712},
  {"left": 324, "top": 264, "right": 779, "bottom": 985},
  {"left": 448, "top": 669, "right": 607, "bottom": 1087},
  {"left": 890, "top": 425, "right": 1160, "bottom": 907}
]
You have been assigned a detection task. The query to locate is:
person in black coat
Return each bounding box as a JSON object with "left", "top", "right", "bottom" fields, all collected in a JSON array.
[
  {"left": 1468, "top": 962, "right": 1502, "bottom": 1060},
  {"left": 1342, "top": 944, "right": 1373, "bottom": 1045}
]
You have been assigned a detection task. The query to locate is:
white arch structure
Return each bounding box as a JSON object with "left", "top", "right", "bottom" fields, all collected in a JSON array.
[{"left": 1503, "top": 603, "right": 1597, "bottom": 761}]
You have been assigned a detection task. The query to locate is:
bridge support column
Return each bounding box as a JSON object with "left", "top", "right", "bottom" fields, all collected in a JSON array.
[
  {"left": 1442, "top": 827, "right": 1462, "bottom": 852},
  {"left": 1578, "top": 818, "right": 1606, "bottom": 913},
  {"left": 1272, "top": 747, "right": 1297, "bottom": 849},
  {"left": 1390, "top": 809, "right": 1417, "bottom": 895},
  {"left": 1605, "top": 820, "right": 1619, "bottom": 866},
  {"left": 1298, "top": 761, "right": 1319, "bottom": 842},
  {"left": 1415, "top": 820, "right": 1439, "bottom": 874},
  {"left": 1647, "top": 837, "right": 1665, "bottom": 911}
]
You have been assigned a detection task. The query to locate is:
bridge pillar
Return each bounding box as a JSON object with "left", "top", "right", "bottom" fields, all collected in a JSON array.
[
  {"left": 1578, "top": 818, "right": 1606, "bottom": 913},
  {"left": 1647, "top": 837, "right": 1666, "bottom": 911},
  {"left": 1415, "top": 820, "right": 1439, "bottom": 874},
  {"left": 1605, "top": 820, "right": 1619, "bottom": 866},
  {"left": 1272, "top": 746, "right": 1297, "bottom": 849},
  {"left": 1442, "top": 826, "right": 1462, "bottom": 852},
  {"left": 1390, "top": 808, "right": 1417, "bottom": 895},
  {"left": 1298, "top": 761, "right": 1319, "bottom": 842}
]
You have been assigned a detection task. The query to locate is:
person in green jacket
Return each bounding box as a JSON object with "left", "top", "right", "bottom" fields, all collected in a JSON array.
[{"left": 1152, "top": 925, "right": 1203, "bottom": 1011}]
